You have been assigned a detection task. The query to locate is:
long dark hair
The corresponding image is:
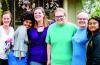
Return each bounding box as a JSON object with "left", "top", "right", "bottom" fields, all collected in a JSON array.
[{"left": 87, "top": 16, "right": 100, "bottom": 38}]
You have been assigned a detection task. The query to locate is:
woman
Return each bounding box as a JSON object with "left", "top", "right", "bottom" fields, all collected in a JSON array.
[
  {"left": 71, "top": 12, "right": 89, "bottom": 65},
  {"left": 27, "top": 7, "right": 48, "bottom": 65},
  {"left": 46, "top": 8, "right": 77, "bottom": 65},
  {"left": 0, "top": 11, "right": 14, "bottom": 65},
  {"left": 86, "top": 16, "right": 100, "bottom": 65},
  {"left": 8, "top": 11, "right": 34, "bottom": 65}
]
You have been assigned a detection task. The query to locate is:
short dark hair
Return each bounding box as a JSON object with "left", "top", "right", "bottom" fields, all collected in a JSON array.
[{"left": 20, "top": 11, "right": 35, "bottom": 25}]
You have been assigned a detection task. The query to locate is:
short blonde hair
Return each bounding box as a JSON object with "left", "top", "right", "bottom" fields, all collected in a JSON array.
[{"left": 54, "top": 7, "right": 66, "bottom": 16}]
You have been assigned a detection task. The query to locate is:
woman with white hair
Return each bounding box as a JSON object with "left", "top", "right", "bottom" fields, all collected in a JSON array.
[{"left": 71, "top": 11, "right": 89, "bottom": 65}]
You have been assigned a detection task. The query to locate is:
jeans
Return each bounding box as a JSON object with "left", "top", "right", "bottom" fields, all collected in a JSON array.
[{"left": 30, "top": 61, "right": 46, "bottom": 65}]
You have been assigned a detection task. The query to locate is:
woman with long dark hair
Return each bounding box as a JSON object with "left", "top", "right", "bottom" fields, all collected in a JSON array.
[{"left": 86, "top": 16, "right": 100, "bottom": 65}]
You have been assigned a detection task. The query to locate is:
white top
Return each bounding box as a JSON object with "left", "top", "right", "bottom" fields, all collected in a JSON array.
[{"left": 0, "top": 26, "right": 14, "bottom": 59}]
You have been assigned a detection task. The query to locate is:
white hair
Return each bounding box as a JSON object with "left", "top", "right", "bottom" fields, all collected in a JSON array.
[{"left": 77, "top": 11, "right": 89, "bottom": 19}]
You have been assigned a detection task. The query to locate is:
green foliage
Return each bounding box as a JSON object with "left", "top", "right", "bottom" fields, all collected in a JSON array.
[
  {"left": 5, "top": 0, "right": 9, "bottom": 10},
  {"left": 90, "top": 1, "right": 100, "bottom": 17},
  {"left": 15, "top": 1, "right": 23, "bottom": 21},
  {"left": 0, "top": 8, "right": 2, "bottom": 16},
  {"left": 2, "top": 0, "right": 9, "bottom": 11},
  {"left": 81, "top": 0, "right": 100, "bottom": 17}
]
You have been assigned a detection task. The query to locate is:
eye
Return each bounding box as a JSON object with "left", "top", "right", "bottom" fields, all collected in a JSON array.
[
  {"left": 4, "top": 18, "right": 6, "bottom": 20},
  {"left": 88, "top": 22, "right": 92, "bottom": 25},
  {"left": 34, "top": 13, "right": 37, "bottom": 15},
  {"left": 38, "top": 12, "right": 42, "bottom": 14},
  {"left": 7, "top": 18, "right": 9, "bottom": 20}
]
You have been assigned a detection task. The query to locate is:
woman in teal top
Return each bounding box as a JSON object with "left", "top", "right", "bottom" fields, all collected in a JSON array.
[{"left": 46, "top": 8, "right": 77, "bottom": 65}]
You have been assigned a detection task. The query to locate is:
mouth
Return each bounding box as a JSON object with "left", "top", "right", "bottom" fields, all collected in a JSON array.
[
  {"left": 35, "top": 15, "right": 41, "bottom": 18},
  {"left": 79, "top": 21, "right": 85, "bottom": 24},
  {"left": 4, "top": 21, "right": 10, "bottom": 24}
]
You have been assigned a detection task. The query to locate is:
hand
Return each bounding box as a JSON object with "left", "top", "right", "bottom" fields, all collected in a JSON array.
[
  {"left": 47, "top": 60, "right": 51, "bottom": 65},
  {"left": 19, "top": 52, "right": 22, "bottom": 60},
  {"left": 19, "top": 56, "right": 22, "bottom": 60}
]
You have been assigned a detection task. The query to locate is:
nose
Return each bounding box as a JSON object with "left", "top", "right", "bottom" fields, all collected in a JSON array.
[{"left": 5, "top": 18, "right": 8, "bottom": 21}]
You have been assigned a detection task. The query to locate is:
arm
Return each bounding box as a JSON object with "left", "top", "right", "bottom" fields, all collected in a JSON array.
[
  {"left": 92, "top": 35, "right": 100, "bottom": 64},
  {"left": 45, "top": 27, "right": 51, "bottom": 65},
  {"left": 47, "top": 44, "right": 51, "bottom": 65}
]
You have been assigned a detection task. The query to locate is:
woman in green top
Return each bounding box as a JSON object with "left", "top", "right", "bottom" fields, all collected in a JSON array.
[{"left": 46, "top": 8, "right": 77, "bottom": 65}]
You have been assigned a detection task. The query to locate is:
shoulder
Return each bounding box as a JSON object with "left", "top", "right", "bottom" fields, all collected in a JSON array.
[
  {"left": 47, "top": 23, "right": 57, "bottom": 32},
  {"left": 27, "top": 27, "right": 36, "bottom": 34},
  {"left": 44, "top": 26, "right": 49, "bottom": 30},
  {"left": 65, "top": 22, "right": 77, "bottom": 31},
  {"left": 28, "top": 27, "right": 35, "bottom": 31},
  {"left": 10, "top": 26, "right": 14, "bottom": 30},
  {"left": 19, "top": 25, "right": 25, "bottom": 28},
  {"left": 48, "top": 22, "right": 57, "bottom": 29},
  {"left": 92, "top": 33, "right": 100, "bottom": 45},
  {"left": 94, "top": 33, "right": 100, "bottom": 39},
  {"left": 10, "top": 26, "right": 14, "bottom": 33},
  {"left": 0, "top": 26, "right": 3, "bottom": 29},
  {"left": 66, "top": 22, "right": 77, "bottom": 28},
  {"left": 49, "top": 22, "right": 56, "bottom": 27},
  {"left": 0, "top": 26, "right": 2, "bottom": 30},
  {"left": 0, "top": 26, "right": 3, "bottom": 33}
]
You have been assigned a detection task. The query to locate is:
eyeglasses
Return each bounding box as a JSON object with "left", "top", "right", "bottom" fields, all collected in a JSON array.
[
  {"left": 55, "top": 15, "right": 64, "bottom": 18},
  {"left": 78, "top": 18, "right": 88, "bottom": 20}
]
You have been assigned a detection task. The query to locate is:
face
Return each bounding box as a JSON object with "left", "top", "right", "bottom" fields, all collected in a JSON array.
[
  {"left": 23, "top": 20, "right": 32, "bottom": 29},
  {"left": 88, "top": 19, "right": 99, "bottom": 32},
  {"left": 34, "top": 9, "right": 44, "bottom": 22},
  {"left": 77, "top": 15, "right": 88, "bottom": 28},
  {"left": 55, "top": 11, "right": 65, "bottom": 25},
  {"left": 2, "top": 13, "right": 11, "bottom": 26}
]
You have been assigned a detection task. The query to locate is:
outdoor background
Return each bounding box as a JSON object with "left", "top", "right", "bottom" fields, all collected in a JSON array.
[{"left": 0, "top": 0, "right": 100, "bottom": 29}]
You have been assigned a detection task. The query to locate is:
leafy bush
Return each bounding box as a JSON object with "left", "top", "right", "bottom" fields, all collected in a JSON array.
[{"left": 90, "top": 1, "right": 100, "bottom": 17}]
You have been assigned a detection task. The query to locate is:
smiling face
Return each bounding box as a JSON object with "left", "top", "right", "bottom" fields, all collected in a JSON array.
[
  {"left": 23, "top": 20, "right": 32, "bottom": 29},
  {"left": 34, "top": 9, "right": 44, "bottom": 22},
  {"left": 54, "top": 10, "right": 65, "bottom": 25},
  {"left": 2, "top": 13, "right": 11, "bottom": 26},
  {"left": 88, "top": 19, "right": 99, "bottom": 32},
  {"left": 77, "top": 12, "right": 88, "bottom": 28}
]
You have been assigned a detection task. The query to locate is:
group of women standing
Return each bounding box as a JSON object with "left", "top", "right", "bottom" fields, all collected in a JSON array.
[
  {"left": 0, "top": 6, "right": 100, "bottom": 65},
  {"left": 0, "top": 7, "right": 48, "bottom": 65},
  {"left": 71, "top": 11, "right": 100, "bottom": 65}
]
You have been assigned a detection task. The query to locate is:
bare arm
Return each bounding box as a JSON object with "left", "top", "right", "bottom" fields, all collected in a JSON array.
[{"left": 47, "top": 44, "right": 51, "bottom": 65}]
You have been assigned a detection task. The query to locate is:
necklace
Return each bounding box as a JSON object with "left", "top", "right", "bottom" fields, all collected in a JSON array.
[
  {"left": 37, "top": 26, "right": 44, "bottom": 32},
  {"left": 38, "top": 26, "right": 43, "bottom": 27}
]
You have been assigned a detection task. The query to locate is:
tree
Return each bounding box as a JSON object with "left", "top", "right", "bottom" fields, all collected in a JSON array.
[
  {"left": 2, "top": 0, "right": 9, "bottom": 11},
  {"left": 81, "top": 0, "right": 100, "bottom": 17}
]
